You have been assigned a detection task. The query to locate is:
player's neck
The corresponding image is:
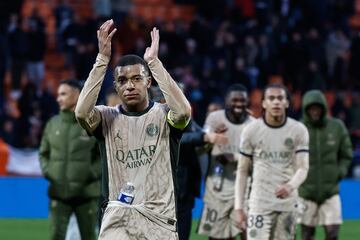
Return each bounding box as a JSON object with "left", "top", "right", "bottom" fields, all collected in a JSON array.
[
  {"left": 264, "top": 112, "right": 286, "bottom": 128},
  {"left": 225, "top": 110, "right": 247, "bottom": 124},
  {"left": 122, "top": 100, "right": 149, "bottom": 113}
]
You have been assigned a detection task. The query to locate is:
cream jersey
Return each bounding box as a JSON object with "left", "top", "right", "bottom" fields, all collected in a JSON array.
[
  {"left": 240, "top": 117, "right": 309, "bottom": 212},
  {"left": 204, "top": 110, "right": 254, "bottom": 201},
  {"left": 94, "top": 102, "right": 182, "bottom": 231}
]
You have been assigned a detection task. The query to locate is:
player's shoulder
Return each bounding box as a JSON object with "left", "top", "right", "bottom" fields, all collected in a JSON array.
[
  {"left": 243, "top": 117, "right": 262, "bottom": 132},
  {"left": 287, "top": 117, "right": 308, "bottom": 132},
  {"left": 94, "top": 105, "right": 119, "bottom": 119},
  {"left": 95, "top": 105, "right": 119, "bottom": 113},
  {"left": 246, "top": 115, "right": 257, "bottom": 123},
  {"left": 207, "top": 109, "right": 225, "bottom": 119}
]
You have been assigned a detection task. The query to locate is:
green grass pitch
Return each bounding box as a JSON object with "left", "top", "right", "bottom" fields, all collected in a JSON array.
[{"left": 0, "top": 219, "right": 359, "bottom": 239}]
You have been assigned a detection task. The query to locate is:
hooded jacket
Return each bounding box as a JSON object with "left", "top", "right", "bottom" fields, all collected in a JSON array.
[
  {"left": 39, "top": 110, "right": 101, "bottom": 200},
  {"left": 299, "top": 90, "right": 353, "bottom": 204}
]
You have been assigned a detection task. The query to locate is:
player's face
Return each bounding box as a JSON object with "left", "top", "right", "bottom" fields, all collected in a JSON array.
[
  {"left": 307, "top": 104, "right": 323, "bottom": 121},
  {"left": 57, "top": 84, "right": 79, "bottom": 111},
  {"left": 225, "top": 91, "right": 248, "bottom": 117},
  {"left": 262, "top": 88, "right": 289, "bottom": 118},
  {"left": 114, "top": 64, "right": 151, "bottom": 110}
]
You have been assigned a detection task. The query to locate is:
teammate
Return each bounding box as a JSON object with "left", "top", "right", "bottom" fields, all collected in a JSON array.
[
  {"left": 234, "top": 84, "right": 309, "bottom": 240},
  {"left": 75, "top": 20, "right": 191, "bottom": 239},
  {"left": 198, "top": 84, "right": 254, "bottom": 240},
  {"left": 299, "top": 90, "right": 353, "bottom": 240},
  {"left": 39, "top": 79, "right": 100, "bottom": 240}
]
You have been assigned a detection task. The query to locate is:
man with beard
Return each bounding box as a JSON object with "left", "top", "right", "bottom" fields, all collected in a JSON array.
[
  {"left": 198, "top": 84, "right": 254, "bottom": 240},
  {"left": 234, "top": 84, "right": 309, "bottom": 240}
]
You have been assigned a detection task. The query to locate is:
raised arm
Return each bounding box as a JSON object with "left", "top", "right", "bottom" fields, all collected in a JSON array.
[
  {"left": 144, "top": 28, "right": 191, "bottom": 129},
  {"left": 75, "top": 20, "right": 117, "bottom": 133}
]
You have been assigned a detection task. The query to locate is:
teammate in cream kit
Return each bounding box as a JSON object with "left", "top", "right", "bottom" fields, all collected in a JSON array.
[
  {"left": 75, "top": 20, "right": 191, "bottom": 239},
  {"left": 234, "top": 84, "right": 309, "bottom": 240},
  {"left": 198, "top": 84, "right": 254, "bottom": 240}
]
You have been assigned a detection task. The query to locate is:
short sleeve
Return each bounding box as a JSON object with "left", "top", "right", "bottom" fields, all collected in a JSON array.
[
  {"left": 239, "top": 124, "right": 254, "bottom": 157},
  {"left": 295, "top": 123, "right": 309, "bottom": 153}
]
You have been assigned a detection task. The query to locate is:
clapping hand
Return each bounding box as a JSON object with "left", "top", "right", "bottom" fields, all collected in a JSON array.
[
  {"left": 144, "top": 27, "right": 160, "bottom": 63},
  {"left": 97, "top": 19, "right": 117, "bottom": 57}
]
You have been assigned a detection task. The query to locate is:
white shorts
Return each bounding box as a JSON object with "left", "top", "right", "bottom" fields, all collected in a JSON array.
[
  {"left": 197, "top": 199, "right": 241, "bottom": 238},
  {"left": 298, "top": 194, "right": 343, "bottom": 227},
  {"left": 247, "top": 209, "right": 297, "bottom": 240}
]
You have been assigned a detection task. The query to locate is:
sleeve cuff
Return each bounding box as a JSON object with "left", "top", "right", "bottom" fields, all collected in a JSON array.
[
  {"left": 147, "top": 57, "right": 161, "bottom": 69},
  {"left": 240, "top": 151, "right": 253, "bottom": 158},
  {"left": 295, "top": 149, "right": 309, "bottom": 154}
]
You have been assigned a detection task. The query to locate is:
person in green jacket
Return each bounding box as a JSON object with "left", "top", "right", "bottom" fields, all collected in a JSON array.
[
  {"left": 299, "top": 90, "right": 353, "bottom": 240},
  {"left": 39, "top": 79, "right": 101, "bottom": 240}
]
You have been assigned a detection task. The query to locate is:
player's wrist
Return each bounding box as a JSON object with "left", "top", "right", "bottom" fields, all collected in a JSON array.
[{"left": 97, "top": 53, "right": 110, "bottom": 63}]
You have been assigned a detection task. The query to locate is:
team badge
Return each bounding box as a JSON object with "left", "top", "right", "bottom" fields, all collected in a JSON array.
[
  {"left": 249, "top": 229, "right": 257, "bottom": 237},
  {"left": 146, "top": 123, "right": 159, "bottom": 137},
  {"left": 284, "top": 138, "right": 294, "bottom": 150},
  {"left": 203, "top": 223, "right": 212, "bottom": 231}
]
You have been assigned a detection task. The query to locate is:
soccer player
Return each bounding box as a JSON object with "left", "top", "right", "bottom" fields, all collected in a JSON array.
[
  {"left": 234, "top": 84, "right": 309, "bottom": 240},
  {"left": 39, "top": 79, "right": 101, "bottom": 240},
  {"left": 75, "top": 20, "right": 191, "bottom": 239},
  {"left": 299, "top": 90, "right": 352, "bottom": 240},
  {"left": 198, "top": 84, "right": 254, "bottom": 240}
]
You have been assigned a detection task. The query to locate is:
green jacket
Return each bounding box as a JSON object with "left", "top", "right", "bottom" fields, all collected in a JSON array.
[
  {"left": 299, "top": 90, "right": 353, "bottom": 204},
  {"left": 39, "top": 110, "right": 100, "bottom": 200}
]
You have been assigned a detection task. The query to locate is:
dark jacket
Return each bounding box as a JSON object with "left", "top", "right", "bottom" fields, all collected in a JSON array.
[
  {"left": 299, "top": 90, "right": 353, "bottom": 204},
  {"left": 177, "top": 120, "right": 204, "bottom": 202},
  {"left": 39, "top": 110, "right": 100, "bottom": 201}
]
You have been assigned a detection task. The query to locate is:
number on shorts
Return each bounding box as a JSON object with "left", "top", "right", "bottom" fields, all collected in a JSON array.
[
  {"left": 205, "top": 208, "right": 218, "bottom": 223},
  {"left": 255, "top": 215, "right": 264, "bottom": 228},
  {"left": 247, "top": 215, "right": 254, "bottom": 228},
  {"left": 248, "top": 215, "right": 263, "bottom": 229}
]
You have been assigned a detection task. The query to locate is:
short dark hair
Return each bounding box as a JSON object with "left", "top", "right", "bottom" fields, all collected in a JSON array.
[
  {"left": 262, "top": 83, "right": 291, "bottom": 102},
  {"left": 60, "top": 79, "right": 82, "bottom": 91},
  {"left": 225, "top": 84, "right": 248, "bottom": 97},
  {"left": 116, "top": 54, "right": 150, "bottom": 76}
]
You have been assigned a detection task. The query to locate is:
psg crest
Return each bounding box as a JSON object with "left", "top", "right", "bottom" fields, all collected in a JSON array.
[{"left": 146, "top": 123, "right": 159, "bottom": 137}]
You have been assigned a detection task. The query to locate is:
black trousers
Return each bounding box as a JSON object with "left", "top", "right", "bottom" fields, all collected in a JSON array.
[{"left": 177, "top": 196, "right": 195, "bottom": 240}]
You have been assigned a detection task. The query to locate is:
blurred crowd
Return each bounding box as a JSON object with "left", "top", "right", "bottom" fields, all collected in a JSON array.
[{"left": 0, "top": 0, "right": 359, "bottom": 156}]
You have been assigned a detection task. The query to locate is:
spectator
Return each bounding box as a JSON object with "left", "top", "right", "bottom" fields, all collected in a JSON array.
[
  {"left": 8, "top": 15, "right": 28, "bottom": 96},
  {"left": 26, "top": 10, "right": 46, "bottom": 89},
  {"left": 299, "top": 90, "right": 353, "bottom": 240}
]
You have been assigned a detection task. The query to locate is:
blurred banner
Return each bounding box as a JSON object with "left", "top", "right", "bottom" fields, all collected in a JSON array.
[{"left": 6, "top": 146, "right": 42, "bottom": 176}]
